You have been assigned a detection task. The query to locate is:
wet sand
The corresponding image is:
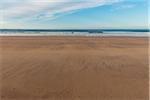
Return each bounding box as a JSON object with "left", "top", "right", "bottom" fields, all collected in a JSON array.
[{"left": 0, "top": 36, "right": 149, "bottom": 100}]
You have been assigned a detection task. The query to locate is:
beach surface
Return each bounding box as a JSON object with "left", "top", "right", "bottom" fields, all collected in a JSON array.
[{"left": 0, "top": 36, "right": 149, "bottom": 100}]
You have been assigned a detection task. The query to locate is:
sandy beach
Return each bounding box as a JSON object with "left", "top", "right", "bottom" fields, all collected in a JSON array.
[{"left": 0, "top": 36, "right": 149, "bottom": 100}]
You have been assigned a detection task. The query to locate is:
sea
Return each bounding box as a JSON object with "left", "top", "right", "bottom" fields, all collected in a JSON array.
[{"left": 0, "top": 29, "right": 149, "bottom": 37}]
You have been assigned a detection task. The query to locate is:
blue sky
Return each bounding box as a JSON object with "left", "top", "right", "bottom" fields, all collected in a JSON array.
[{"left": 0, "top": 0, "right": 149, "bottom": 29}]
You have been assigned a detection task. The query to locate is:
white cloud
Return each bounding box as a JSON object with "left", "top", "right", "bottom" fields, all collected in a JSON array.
[
  {"left": 112, "top": 3, "right": 136, "bottom": 11},
  {"left": 0, "top": 0, "right": 122, "bottom": 21}
]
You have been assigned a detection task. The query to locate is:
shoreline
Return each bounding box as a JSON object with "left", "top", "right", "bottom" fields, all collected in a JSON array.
[
  {"left": 0, "top": 34, "right": 149, "bottom": 37},
  {"left": 0, "top": 35, "right": 149, "bottom": 38}
]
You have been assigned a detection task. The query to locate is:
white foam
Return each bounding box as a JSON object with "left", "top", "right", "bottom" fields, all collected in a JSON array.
[{"left": 0, "top": 32, "right": 149, "bottom": 37}]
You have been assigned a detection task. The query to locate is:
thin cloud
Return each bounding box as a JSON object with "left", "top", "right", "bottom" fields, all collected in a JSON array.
[
  {"left": 112, "top": 3, "right": 136, "bottom": 11},
  {"left": 0, "top": 0, "right": 122, "bottom": 22}
]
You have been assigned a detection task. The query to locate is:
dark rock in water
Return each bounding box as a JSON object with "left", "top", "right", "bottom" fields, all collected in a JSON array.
[{"left": 88, "top": 31, "right": 103, "bottom": 33}]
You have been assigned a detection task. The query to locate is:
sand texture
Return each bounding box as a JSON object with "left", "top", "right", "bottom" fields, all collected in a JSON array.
[{"left": 0, "top": 36, "right": 149, "bottom": 100}]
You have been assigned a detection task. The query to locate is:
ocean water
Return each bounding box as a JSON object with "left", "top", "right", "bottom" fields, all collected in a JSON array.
[{"left": 0, "top": 29, "right": 149, "bottom": 37}]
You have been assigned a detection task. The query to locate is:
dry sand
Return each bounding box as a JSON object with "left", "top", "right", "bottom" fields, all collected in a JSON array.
[{"left": 0, "top": 36, "right": 149, "bottom": 100}]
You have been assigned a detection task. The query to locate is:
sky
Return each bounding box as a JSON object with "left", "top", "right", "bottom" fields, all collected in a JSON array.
[{"left": 0, "top": 0, "right": 149, "bottom": 29}]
